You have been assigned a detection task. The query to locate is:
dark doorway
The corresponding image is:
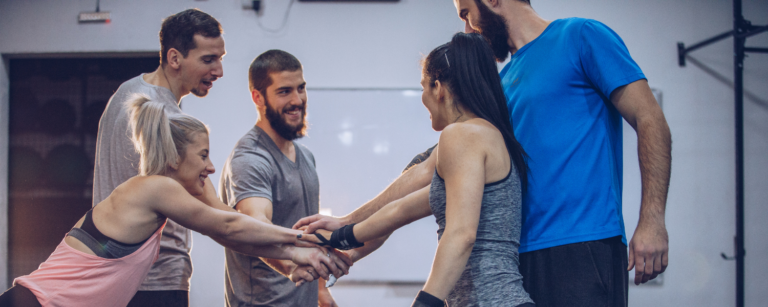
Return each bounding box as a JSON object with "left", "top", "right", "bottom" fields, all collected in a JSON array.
[{"left": 6, "top": 56, "right": 159, "bottom": 286}]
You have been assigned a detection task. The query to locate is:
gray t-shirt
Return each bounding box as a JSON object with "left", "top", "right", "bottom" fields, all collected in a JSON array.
[
  {"left": 219, "top": 125, "right": 320, "bottom": 307},
  {"left": 92, "top": 74, "right": 193, "bottom": 291}
]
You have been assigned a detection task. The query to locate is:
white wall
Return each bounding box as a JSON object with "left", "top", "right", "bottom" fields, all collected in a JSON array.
[{"left": 1, "top": 0, "right": 767, "bottom": 306}]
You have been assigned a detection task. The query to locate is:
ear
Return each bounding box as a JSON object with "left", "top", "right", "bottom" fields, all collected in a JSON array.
[
  {"left": 166, "top": 48, "right": 183, "bottom": 70},
  {"left": 168, "top": 159, "right": 180, "bottom": 172},
  {"left": 251, "top": 90, "right": 265, "bottom": 107},
  {"left": 433, "top": 80, "right": 446, "bottom": 103}
]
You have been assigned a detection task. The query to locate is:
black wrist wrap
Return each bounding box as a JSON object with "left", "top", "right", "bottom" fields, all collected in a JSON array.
[
  {"left": 330, "top": 223, "right": 364, "bottom": 250},
  {"left": 411, "top": 291, "right": 445, "bottom": 307}
]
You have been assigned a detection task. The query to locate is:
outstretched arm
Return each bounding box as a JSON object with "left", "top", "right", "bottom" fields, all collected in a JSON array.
[
  {"left": 293, "top": 149, "right": 437, "bottom": 234},
  {"left": 298, "top": 186, "right": 432, "bottom": 250},
  {"left": 235, "top": 197, "right": 349, "bottom": 279},
  {"left": 611, "top": 79, "right": 671, "bottom": 285},
  {"left": 149, "top": 177, "right": 303, "bottom": 246}
]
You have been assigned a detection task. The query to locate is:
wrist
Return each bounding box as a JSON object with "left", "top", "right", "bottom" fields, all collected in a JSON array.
[{"left": 285, "top": 245, "right": 297, "bottom": 263}]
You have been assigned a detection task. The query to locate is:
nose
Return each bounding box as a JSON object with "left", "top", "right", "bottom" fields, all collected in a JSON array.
[
  {"left": 464, "top": 21, "right": 476, "bottom": 34},
  {"left": 212, "top": 60, "right": 224, "bottom": 79},
  {"left": 206, "top": 159, "right": 215, "bottom": 174}
]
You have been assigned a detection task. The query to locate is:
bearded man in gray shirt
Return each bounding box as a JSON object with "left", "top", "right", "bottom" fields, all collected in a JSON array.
[{"left": 219, "top": 50, "right": 346, "bottom": 307}]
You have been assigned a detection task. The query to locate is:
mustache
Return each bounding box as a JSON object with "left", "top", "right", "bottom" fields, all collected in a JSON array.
[{"left": 283, "top": 104, "right": 305, "bottom": 113}]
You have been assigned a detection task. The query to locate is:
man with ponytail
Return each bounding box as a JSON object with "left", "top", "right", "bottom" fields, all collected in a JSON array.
[
  {"left": 219, "top": 50, "right": 345, "bottom": 307},
  {"left": 93, "top": 8, "right": 225, "bottom": 307}
]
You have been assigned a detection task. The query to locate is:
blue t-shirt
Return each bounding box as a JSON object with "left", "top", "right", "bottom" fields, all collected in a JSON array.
[{"left": 500, "top": 18, "right": 645, "bottom": 253}]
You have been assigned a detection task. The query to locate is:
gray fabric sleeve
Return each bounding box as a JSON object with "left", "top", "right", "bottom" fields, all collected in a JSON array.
[{"left": 228, "top": 151, "right": 274, "bottom": 208}]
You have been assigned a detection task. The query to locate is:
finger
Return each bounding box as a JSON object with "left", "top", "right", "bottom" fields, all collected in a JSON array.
[
  {"left": 660, "top": 251, "right": 669, "bottom": 273},
  {"left": 297, "top": 233, "right": 323, "bottom": 244},
  {"left": 333, "top": 250, "right": 354, "bottom": 268},
  {"left": 650, "top": 251, "right": 663, "bottom": 280},
  {"left": 305, "top": 220, "right": 328, "bottom": 234},
  {"left": 642, "top": 253, "right": 654, "bottom": 284},
  {"left": 633, "top": 251, "right": 645, "bottom": 285},
  {"left": 330, "top": 252, "right": 350, "bottom": 276},
  {"left": 293, "top": 215, "right": 320, "bottom": 230},
  {"left": 315, "top": 255, "right": 336, "bottom": 279},
  {"left": 296, "top": 280, "right": 304, "bottom": 287},
  {"left": 294, "top": 240, "right": 319, "bottom": 248},
  {"left": 627, "top": 242, "right": 635, "bottom": 271}
]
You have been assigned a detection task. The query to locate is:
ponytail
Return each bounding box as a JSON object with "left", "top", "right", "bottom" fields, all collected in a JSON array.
[{"left": 127, "top": 94, "right": 208, "bottom": 176}]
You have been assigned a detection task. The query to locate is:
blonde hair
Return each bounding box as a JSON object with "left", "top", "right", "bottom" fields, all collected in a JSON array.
[{"left": 128, "top": 94, "right": 209, "bottom": 176}]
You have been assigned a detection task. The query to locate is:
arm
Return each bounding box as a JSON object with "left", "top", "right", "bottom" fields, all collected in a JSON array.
[
  {"left": 236, "top": 197, "right": 345, "bottom": 279},
  {"left": 421, "top": 126, "right": 485, "bottom": 300},
  {"left": 194, "top": 178, "right": 335, "bottom": 268},
  {"left": 293, "top": 149, "right": 437, "bottom": 234},
  {"left": 611, "top": 79, "right": 671, "bottom": 284},
  {"left": 318, "top": 278, "right": 338, "bottom": 307},
  {"left": 148, "top": 177, "right": 303, "bottom": 246},
  {"left": 298, "top": 187, "right": 432, "bottom": 257}
]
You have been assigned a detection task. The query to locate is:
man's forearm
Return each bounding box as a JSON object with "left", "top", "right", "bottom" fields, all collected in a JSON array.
[
  {"left": 636, "top": 111, "right": 671, "bottom": 224},
  {"left": 344, "top": 153, "right": 435, "bottom": 224}
]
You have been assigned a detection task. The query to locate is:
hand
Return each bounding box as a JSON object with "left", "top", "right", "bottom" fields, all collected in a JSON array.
[
  {"left": 293, "top": 214, "right": 346, "bottom": 234},
  {"left": 290, "top": 246, "right": 352, "bottom": 279},
  {"left": 318, "top": 280, "right": 339, "bottom": 307},
  {"left": 290, "top": 264, "right": 318, "bottom": 286},
  {"left": 297, "top": 229, "right": 333, "bottom": 245},
  {"left": 627, "top": 221, "right": 669, "bottom": 285},
  {"left": 290, "top": 247, "right": 332, "bottom": 280}
]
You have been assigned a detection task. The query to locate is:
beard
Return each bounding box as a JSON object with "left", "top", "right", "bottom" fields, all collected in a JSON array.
[
  {"left": 475, "top": 0, "right": 512, "bottom": 62},
  {"left": 264, "top": 95, "right": 307, "bottom": 141}
]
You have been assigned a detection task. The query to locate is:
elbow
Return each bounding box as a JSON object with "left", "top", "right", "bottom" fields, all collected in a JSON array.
[
  {"left": 218, "top": 214, "right": 244, "bottom": 239},
  {"left": 445, "top": 229, "right": 476, "bottom": 252}
]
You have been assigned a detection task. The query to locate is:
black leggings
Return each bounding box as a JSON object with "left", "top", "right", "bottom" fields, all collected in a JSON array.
[{"left": 0, "top": 286, "right": 42, "bottom": 307}]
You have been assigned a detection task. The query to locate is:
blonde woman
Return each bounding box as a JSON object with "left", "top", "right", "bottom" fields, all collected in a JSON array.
[{"left": 0, "top": 96, "right": 343, "bottom": 307}]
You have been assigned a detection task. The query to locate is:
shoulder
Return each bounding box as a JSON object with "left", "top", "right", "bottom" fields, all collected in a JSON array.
[
  {"left": 115, "top": 175, "right": 186, "bottom": 207},
  {"left": 125, "top": 175, "right": 184, "bottom": 193},
  {"left": 438, "top": 120, "right": 497, "bottom": 156},
  {"left": 294, "top": 142, "right": 315, "bottom": 159}
]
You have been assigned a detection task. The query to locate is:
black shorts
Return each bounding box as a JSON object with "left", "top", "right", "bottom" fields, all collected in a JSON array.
[
  {"left": 127, "top": 290, "right": 189, "bottom": 307},
  {"left": 0, "top": 285, "right": 42, "bottom": 307},
  {"left": 519, "top": 236, "right": 628, "bottom": 307}
]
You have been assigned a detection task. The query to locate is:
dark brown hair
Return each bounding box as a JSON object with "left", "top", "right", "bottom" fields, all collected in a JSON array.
[{"left": 159, "top": 9, "right": 222, "bottom": 66}]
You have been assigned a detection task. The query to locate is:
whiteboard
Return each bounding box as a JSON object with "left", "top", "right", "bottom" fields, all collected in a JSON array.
[{"left": 296, "top": 89, "right": 440, "bottom": 282}]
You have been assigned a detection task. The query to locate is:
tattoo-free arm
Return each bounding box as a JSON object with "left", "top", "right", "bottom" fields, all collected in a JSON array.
[
  {"left": 611, "top": 79, "right": 671, "bottom": 284},
  {"left": 421, "top": 126, "right": 484, "bottom": 299}
]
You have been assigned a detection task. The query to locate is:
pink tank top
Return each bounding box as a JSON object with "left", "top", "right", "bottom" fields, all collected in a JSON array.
[{"left": 14, "top": 221, "right": 166, "bottom": 307}]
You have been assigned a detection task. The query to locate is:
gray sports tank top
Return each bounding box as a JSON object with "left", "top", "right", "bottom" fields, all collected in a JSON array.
[{"left": 429, "top": 161, "right": 533, "bottom": 306}]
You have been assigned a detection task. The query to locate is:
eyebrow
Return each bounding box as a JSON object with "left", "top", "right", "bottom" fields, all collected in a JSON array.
[{"left": 275, "top": 82, "right": 306, "bottom": 93}]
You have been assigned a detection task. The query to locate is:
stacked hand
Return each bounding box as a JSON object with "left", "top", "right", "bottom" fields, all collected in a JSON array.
[
  {"left": 290, "top": 215, "right": 352, "bottom": 286},
  {"left": 289, "top": 244, "right": 352, "bottom": 286}
]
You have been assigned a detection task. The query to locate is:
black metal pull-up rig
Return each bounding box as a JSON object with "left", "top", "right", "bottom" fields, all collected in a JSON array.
[{"left": 677, "top": 1, "right": 766, "bottom": 306}]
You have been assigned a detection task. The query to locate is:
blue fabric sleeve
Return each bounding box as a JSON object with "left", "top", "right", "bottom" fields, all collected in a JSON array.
[{"left": 579, "top": 20, "right": 646, "bottom": 98}]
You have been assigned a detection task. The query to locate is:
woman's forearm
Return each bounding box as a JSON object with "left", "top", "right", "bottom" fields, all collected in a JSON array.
[
  {"left": 421, "top": 230, "right": 476, "bottom": 299},
  {"left": 353, "top": 185, "right": 432, "bottom": 243},
  {"left": 222, "top": 213, "right": 301, "bottom": 245}
]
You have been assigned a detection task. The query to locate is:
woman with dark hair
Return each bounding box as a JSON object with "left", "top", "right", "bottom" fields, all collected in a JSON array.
[
  {"left": 298, "top": 32, "right": 534, "bottom": 307},
  {"left": 0, "top": 96, "right": 345, "bottom": 307}
]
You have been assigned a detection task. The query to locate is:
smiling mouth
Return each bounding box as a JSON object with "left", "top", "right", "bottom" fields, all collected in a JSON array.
[
  {"left": 284, "top": 106, "right": 303, "bottom": 117},
  {"left": 199, "top": 175, "right": 207, "bottom": 186}
]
